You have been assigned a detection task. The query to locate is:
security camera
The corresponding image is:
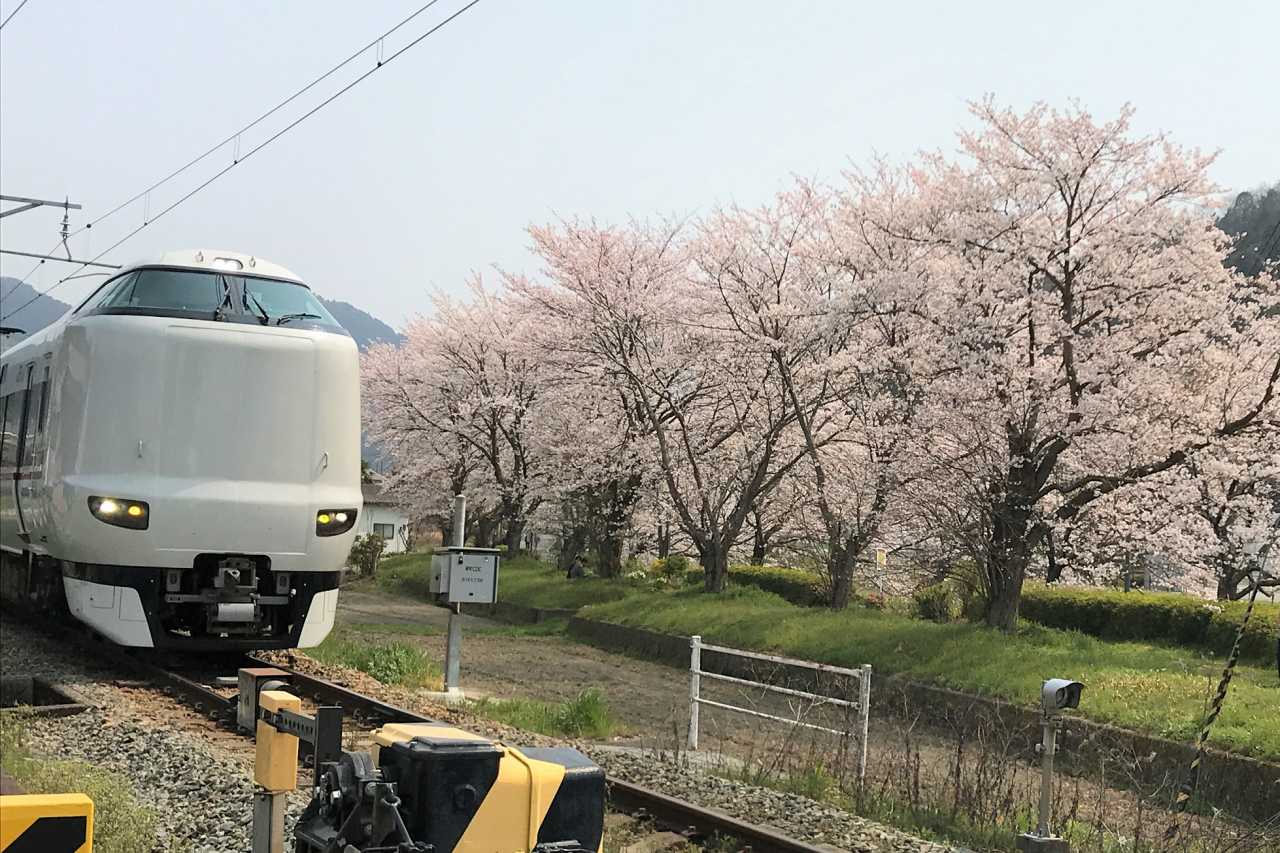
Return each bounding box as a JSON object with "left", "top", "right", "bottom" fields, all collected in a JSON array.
[{"left": 1041, "top": 679, "right": 1083, "bottom": 717}]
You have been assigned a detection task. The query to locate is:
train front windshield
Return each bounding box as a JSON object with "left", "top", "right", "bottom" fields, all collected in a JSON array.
[
  {"left": 240, "top": 277, "right": 341, "bottom": 327},
  {"left": 75, "top": 268, "right": 342, "bottom": 328}
]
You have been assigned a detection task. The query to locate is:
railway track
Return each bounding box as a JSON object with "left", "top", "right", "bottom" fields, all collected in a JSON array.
[{"left": 6, "top": 617, "right": 837, "bottom": 853}]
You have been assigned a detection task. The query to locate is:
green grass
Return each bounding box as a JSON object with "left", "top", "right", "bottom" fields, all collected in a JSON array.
[
  {"left": 581, "top": 584, "right": 1279, "bottom": 759},
  {"left": 1, "top": 709, "right": 184, "bottom": 853},
  {"left": 343, "top": 619, "right": 569, "bottom": 638},
  {"left": 344, "top": 622, "right": 444, "bottom": 636},
  {"left": 375, "top": 552, "right": 635, "bottom": 610},
  {"left": 309, "top": 633, "right": 443, "bottom": 690},
  {"left": 369, "top": 553, "right": 1280, "bottom": 759},
  {"left": 467, "top": 689, "right": 615, "bottom": 737}
]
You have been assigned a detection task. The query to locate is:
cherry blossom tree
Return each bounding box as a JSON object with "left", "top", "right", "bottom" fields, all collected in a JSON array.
[
  {"left": 840, "top": 99, "right": 1280, "bottom": 629},
  {"left": 363, "top": 280, "right": 545, "bottom": 555},
  {"left": 514, "top": 217, "right": 817, "bottom": 591}
]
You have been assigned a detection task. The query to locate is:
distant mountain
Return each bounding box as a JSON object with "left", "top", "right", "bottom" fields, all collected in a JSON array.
[
  {"left": 316, "top": 296, "right": 405, "bottom": 352},
  {"left": 0, "top": 277, "right": 73, "bottom": 350},
  {"left": 0, "top": 276, "right": 404, "bottom": 354}
]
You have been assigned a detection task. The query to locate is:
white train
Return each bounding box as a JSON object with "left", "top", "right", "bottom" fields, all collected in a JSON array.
[{"left": 0, "top": 250, "right": 362, "bottom": 649}]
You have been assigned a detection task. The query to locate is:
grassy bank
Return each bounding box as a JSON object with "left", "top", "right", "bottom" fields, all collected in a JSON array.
[
  {"left": 372, "top": 552, "right": 1278, "bottom": 760},
  {"left": 583, "top": 585, "right": 1278, "bottom": 760}
]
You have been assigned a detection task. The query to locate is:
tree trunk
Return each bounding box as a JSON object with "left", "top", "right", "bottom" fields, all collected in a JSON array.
[
  {"left": 699, "top": 542, "right": 729, "bottom": 592},
  {"left": 828, "top": 539, "right": 860, "bottom": 611},
  {"left": 504, "top": 518, "right": 525, "bottom": 558},
  {"left": 750, "top": 513, "right": 767, "bottom": 566},
  {"left": 1044, "top": 529, "right": 1062, "bottom": 583},
  {"left": 474, "top": 514, "right": 496, "bottom": 548},
  {"left": 984, "top": 538, "right": 1032, "bottom": 630},
  {"left": 657, "top": 523, "right": 670, "bottom": 559},
  {"left": 598, "top": 536, "right": 623, "bottom": 579}
]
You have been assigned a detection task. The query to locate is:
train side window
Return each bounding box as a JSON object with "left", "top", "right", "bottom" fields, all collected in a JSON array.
[
  {"left": 36, "top": 366, "right": 50, "bottom": 434},
  {"left": 75, "top": 272, "right": 135, "bottom": 315},
  {"left": 20, "top": 368, "right": 44, "bottom": 470},
  {"left": 1, "top": 386, "right": 25, "bottom": 469}
]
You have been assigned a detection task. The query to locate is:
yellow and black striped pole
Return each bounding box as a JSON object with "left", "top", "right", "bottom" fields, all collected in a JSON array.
[{"left": 1163, "top": 571, "right": 1262, "bottom": 841}]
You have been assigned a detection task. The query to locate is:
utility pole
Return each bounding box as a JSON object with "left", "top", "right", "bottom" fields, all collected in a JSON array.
[{"left": 443, "top": 495, "right": 466, "bottom": 695}]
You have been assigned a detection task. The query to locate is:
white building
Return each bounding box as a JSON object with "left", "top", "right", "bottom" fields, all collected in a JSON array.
[{"left": 359, "top": 484, "right": 411, "bottom": 553}]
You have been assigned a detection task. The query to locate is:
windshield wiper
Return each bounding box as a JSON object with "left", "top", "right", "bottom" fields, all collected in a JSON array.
[
  {"left": 213, "top": 276, "right": 234, "bottom": 321},
  {"left": 275, "top": 312, "right": 322, "bottom": 325},
  {"left": 242, "top": 288, "right": 271, "bottom": 325}
]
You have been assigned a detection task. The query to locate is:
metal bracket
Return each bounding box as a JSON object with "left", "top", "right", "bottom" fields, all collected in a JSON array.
[{"left": 258, "top": 703, "right": 344, "bottom": 789}]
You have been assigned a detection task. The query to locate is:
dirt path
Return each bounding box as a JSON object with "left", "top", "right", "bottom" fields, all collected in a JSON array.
[{"left": 336, "top": 589, "right": 501, "bottom": 629}]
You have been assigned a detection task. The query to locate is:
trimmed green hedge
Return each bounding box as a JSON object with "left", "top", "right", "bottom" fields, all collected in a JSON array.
[
  {"left": 687, "top": 564, "right": 828, "bottom": 607},
  {"left": 1020, "top": 585, "right": 1279, "bottom": 663}
]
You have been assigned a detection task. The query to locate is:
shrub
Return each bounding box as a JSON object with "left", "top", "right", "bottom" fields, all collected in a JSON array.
[
  {"left": 685, "top": 564, "right": 828, "bottom": 606},
  {"left": 728, "top": 564, "right": 826, "bottom": 606},
  {"left": 1019, "top": 585, "right": 1279, "bottom": 662},
  {"left": 864, "top": 592, "right": 887, "bottom": 610},
  {"left": 347, "top": 533, "right": 387, "bottom": 578},
  {"left": 912, "top": 581, "right": 957, "bottom": 623},
  {"left": 664, "top": 554, "right": 690, "bottom": 574},
  {"left": 960, "top": 589, "right": 987, "bottom": 623}
]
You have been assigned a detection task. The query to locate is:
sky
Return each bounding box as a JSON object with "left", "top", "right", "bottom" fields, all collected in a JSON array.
[{"left": 2, "top": 1, "right": 1277, "bottom": 329}]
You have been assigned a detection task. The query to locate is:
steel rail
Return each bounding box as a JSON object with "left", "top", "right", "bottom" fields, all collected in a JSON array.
[
  {"left": 607, "top": 778, "right": 836, "bottom": 853},
  {"left": 245, "top": 654, "right": 437, "bottom": 727},
  {"left": 2, "top": 603, "right": 849, "bottom": 853},
  {"left": 251, "top": 658, "right": 839, "bottom": 853}
]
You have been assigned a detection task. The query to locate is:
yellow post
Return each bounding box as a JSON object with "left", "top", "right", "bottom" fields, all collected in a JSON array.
[
  {"left": 254, "top": 689, "right": 301, "bottom": 792},
  {"left": 0, "top": 793, "right": 94, "bottom": 852}
]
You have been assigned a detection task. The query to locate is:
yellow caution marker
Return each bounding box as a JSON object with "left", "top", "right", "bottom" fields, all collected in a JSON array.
[
  {"left": 0, "top": 793, "right": 94, "bottom": 853},
  {"left": 254, "top": 689, "right": 302, "bottom": 792}
]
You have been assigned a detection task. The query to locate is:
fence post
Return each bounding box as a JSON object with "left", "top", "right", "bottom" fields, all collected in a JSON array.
[
  {"left": 858, "top": 663, "right": 872, "bottom": 784},
  {"left": 688, "top": 635, "right": 702, "bottom": 751}
]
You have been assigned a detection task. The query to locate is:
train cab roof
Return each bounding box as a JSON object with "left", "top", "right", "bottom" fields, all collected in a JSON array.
[{"left": 119, "top": 250, "right": 305, "bottom": 283}]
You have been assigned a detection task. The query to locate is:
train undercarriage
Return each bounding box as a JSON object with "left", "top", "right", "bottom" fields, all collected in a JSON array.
[{"left": 0, "top": 547, "right": 338, "bottom": 650}]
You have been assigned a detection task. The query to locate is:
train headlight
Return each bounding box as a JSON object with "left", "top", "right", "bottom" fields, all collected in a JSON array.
[
  {"left": 316, "top": 508, "right": 357, "bottom": 536},
  {"left": 89, "top": 495, "right": 149, "bottom": 530}
]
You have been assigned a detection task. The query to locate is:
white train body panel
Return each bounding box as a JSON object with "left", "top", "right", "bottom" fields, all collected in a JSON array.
[{"left": 1, "top": 250, "right": 361, "bottom": 649}]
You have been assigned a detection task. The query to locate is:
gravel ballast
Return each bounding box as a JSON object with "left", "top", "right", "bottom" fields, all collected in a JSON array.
[{"left": 2, "top": 620, "right": 947, "bottom": 853}]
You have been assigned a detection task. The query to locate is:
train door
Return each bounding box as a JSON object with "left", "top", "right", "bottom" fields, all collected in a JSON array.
[
  {"left": 12, "top": 363, "right": 40, "bottom": 539},
  {"left": 17, "top": 363, "right": 51, "bottom": 542},
  {"left": 0, "top": 365, "right": 28, "bottom": 548}
]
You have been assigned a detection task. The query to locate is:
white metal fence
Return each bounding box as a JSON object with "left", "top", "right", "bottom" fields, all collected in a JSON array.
[{"left": 687, "top": 635, "right": 872, "bottom": 782}]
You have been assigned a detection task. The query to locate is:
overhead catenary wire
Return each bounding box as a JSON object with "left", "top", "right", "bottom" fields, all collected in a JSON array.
[
  {"left": 1, "top": 0, "right": 481, "bottom": 323},
  {"left": 0, "top": 0, "right": 30, "bottom": 31},
  {"left": 70, "top": 0, "right": 449, "bottom": 244},
  {"left": 2, "top": 0, "right": 448, "bottom": 306}
]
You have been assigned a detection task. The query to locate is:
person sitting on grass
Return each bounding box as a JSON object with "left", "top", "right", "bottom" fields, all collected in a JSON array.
[{"left": 567, "top": 556, "right": 586, "bottom": 580}]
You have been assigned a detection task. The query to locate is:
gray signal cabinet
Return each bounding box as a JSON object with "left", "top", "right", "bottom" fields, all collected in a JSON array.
[{"left": 430, "top": 546, "right": 500, "bottom": 604}]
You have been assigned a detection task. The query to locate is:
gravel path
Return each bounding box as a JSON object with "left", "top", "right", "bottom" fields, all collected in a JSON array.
[{"left": 0, "top": 620, "right": 309, "bottom": 852}]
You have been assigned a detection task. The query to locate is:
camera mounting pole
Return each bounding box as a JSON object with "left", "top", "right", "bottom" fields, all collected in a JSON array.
[
  {"left": 1018, "top": 678, "right": 1081, "bottom": 853},
  {"left": 1036, "top": 713, "right": 1064, "bottom": 839}
]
